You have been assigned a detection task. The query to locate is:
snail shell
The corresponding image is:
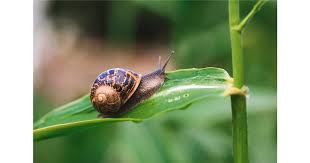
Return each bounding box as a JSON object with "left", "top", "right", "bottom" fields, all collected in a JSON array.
[
  {"left": 90, "top": 68, "right": 142, "bottom": 115},
  {"left": 90, "top": 52, "right": 173, "bottom": 118}
]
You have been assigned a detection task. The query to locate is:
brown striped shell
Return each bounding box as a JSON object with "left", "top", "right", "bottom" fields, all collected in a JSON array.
[{"left": 90, "top": 68, "right": 142, "bottom": 115}]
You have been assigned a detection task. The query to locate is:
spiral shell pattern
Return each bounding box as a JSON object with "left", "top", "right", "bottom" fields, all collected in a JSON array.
[{"left": 90, "top": 68, "right": 142, "bottom": 105}]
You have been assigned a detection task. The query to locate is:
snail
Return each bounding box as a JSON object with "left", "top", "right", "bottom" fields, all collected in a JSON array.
[{"left": 90, "top": 51, "right": 173, "bottom": 118}]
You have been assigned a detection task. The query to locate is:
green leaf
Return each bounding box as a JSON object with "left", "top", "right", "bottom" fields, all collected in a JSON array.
[{"left": 34, "top": 67, "right": 232, "bottom": 141}]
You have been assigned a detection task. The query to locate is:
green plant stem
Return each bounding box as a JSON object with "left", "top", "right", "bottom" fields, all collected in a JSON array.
[
  {"left": 229, "top": 0, "right": 249, "bottom": 163},
  {"left": 229, "top": 0, "right": 244, "bottom": 88},
  {"left": 231, "top": 95, "right": 248, "bottom": 163},
  {"left": 234, "top": 0, "right": 267, "bottom": 32}
]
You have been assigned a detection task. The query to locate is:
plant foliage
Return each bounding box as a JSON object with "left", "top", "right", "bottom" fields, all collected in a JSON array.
[{"left": 34, "top": 67, "right": 232, "bottom": 141}]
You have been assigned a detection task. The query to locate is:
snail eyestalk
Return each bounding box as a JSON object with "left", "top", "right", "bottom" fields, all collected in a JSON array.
[
  {"left": 158, "top": 56, "right": 162, "bottom": 69},
  {"left": 162, "top": 51, "right": 174, "bottom": 71}
]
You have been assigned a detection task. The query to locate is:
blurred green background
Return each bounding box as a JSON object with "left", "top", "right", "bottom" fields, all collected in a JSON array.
[{"left": 34, "top": 1, "right": 276, "bottom": 163}]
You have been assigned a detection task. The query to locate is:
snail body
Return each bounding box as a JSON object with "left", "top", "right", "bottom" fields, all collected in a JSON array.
[{"left": 90, "top": 53, "right": 172, "bottom": 118}]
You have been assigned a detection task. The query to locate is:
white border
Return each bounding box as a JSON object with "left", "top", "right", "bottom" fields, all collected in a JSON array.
[
  {"left": 0, "top": 1, "right": 33, "bottom": 163},
  {"left": 1, "top": 0, "right": 310, "bottom": 162},
  {"left": 278, "top": 0, "right": 310, "bottom": 162}
]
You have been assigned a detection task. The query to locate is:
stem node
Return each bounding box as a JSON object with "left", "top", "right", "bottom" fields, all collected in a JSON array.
[{"left": 224, "top": 85, "right": 249, "bottom": 97}]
